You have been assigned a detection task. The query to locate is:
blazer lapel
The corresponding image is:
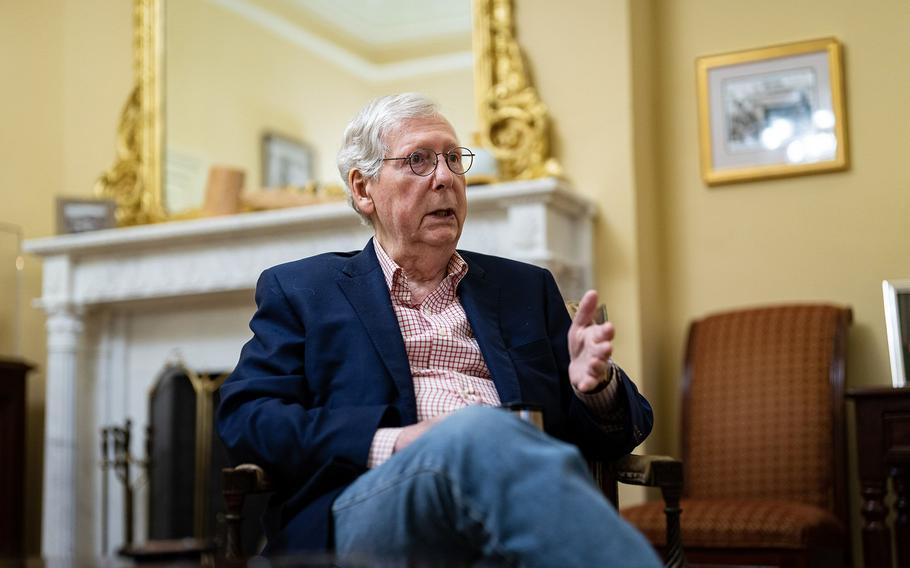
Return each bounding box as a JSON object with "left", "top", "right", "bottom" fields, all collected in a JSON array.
[
  {"left": 458, "top": 256, "right": 522, "bottom": 404},
  {"left": 337, "top": 241, "right": 417, "bottom": 423}
]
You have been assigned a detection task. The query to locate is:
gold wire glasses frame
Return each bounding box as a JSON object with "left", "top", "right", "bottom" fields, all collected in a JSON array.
[{"left": 382, "top": 147, "right": 475, "bottom": 177}]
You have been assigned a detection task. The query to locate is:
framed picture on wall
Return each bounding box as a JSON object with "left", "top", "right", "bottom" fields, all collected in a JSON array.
[
  {"left": 56, "top": 197, "right": 116, "bottom": 234},
  {"left": 883, "top": 280, "right": 910, "bottom": 388},
  {"left": 696, "top": 37, "right": 849, "bottom": 186},
  {"left": 261, "top": 132, "right": 314, "bottom": 189}
]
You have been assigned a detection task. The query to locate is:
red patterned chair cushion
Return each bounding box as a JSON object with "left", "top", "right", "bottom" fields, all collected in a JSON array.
[{"left": 621, "top": 498, "right": 844, "bottom": 550}]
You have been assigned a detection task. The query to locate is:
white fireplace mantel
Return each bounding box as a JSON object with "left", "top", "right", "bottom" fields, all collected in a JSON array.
[{"left": 24, "top": 177, "right": 595, "bottom": 556}]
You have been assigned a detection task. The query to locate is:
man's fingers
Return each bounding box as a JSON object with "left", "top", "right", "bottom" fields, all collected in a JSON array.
[
  {"left": 588, "top": 340, "right": 613, "bottom": 360},
  {"left": 571, "top": 289, "right": 599, "bottom": 330},
  {"left": 587, "top": 322, "right": 615, "bottom": 343}
]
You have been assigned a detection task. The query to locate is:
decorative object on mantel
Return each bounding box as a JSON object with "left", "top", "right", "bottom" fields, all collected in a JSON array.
[
  {"left": 56, "top": 197, "right": 117, "bottom": 234},
  {"left": 201, "top": 166, "right": 245, "bottom": 216},
  {"left": 883, "top": 279, "right": 910, "bottom": 387},
  {"left": 241, "top": 183, "right": 347, "bottom": 211},
  {"left": 169, "top": 169, "right": 346, "bottom": 219},
  {"left": 696, "top": 37, "right": 849, "bottom": 186},
  {"left": 473, "top": 0, "right": 563, "bottom": 181}
]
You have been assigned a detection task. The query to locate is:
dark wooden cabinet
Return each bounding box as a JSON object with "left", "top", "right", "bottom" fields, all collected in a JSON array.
[
  {"left": 848, "top": 386, "right": 910, "bottom": 568},
  {"left": 0, "top": 358, "right": 32, "bottom": 558}
]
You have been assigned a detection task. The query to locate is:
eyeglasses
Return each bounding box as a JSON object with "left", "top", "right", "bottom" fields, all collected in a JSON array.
[{"left": 382, "top": 147, "right": 475, "bottom": 177}]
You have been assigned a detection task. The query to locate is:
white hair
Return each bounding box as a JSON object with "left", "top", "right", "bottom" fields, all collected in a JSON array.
[{"left": 337, "top": 93, "right": 442, "bottom": 224}]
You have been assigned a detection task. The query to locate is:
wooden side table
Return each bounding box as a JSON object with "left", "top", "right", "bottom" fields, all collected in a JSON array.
[
  {"left": 847, "top": 386, "right": 910, "bottom": 568},
  {"left": 0, "top": 357, "right": 33, "bottom": 557}
]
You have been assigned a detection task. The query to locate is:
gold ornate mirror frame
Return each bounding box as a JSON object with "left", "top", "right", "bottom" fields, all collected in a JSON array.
[{"left": 97, "top": 0, "right": 561, "bottom": 226}]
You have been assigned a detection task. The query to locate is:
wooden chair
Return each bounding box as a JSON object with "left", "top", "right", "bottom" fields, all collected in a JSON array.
[
  {"left": 222, "top": 302, "right": 686, "bottom": 566},
  {"left": 621, "top": 304, "right": 852, "bottom": 568}
]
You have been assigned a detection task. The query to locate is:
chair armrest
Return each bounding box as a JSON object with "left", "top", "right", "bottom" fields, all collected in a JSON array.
[
  {"left": 222, "top": 464, "right": 273, "bottom": 560},
  {"left": 223, "top": 463, "right": 273, "bottom": 494},
  {"left": 615, "top": 454, "right": 683, "bottom": 489}
]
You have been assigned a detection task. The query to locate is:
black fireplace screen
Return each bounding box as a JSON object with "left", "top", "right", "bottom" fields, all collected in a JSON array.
[{"left": 146, "top": 364, "right": 265, "bottom": 552}]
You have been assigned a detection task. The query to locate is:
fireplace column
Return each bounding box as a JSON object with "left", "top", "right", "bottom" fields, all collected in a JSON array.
[{"left": 41, "top": 303, "right": 83, "bottom": 558}]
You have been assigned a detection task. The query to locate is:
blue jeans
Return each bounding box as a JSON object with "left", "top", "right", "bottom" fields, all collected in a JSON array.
[{"left": 332, "top": 406, "right": 661, "bottom": 567}]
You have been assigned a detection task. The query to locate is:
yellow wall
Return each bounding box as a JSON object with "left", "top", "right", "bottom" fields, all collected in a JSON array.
[
  {"left": 0, "top": 0, "right": 132, "bottom": 554},
  {"left": 517, "top": 0, "right": 664, "bottom": 505},
  {"left": 655, "top": 0, "right": 910, "bottom": 399}
]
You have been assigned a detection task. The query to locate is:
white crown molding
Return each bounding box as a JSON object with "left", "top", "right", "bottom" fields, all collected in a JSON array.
[{"left": 208, "top": 0, "right": 473, "bottom": 82}]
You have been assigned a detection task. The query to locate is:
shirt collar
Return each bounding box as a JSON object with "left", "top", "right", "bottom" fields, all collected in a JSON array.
[{"left": 373, "top": 239, "right": 469, "bottom": 293}]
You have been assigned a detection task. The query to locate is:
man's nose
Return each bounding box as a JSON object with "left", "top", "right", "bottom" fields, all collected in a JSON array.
[{"left": 432, "top": 156, "right": 455, "bottom": 190}]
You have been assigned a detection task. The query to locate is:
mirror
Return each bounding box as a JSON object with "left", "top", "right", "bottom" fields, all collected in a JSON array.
[
  {"left": 97, "top": 0, "right": 559, "bottom": 225},
  {"left": 164, "top": 0, "right": 476, "bottom": 213}
]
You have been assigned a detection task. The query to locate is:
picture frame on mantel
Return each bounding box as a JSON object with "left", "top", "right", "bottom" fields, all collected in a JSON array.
[
  {"left": 261, "top": 132, "right": 314, "bottom": 189},
  {"left": 696, "top": 37, "right": 849, "bottom": 186},
  {"left": 883, "top": 279, "right": 910, "bottom": 388},
  {"left": 56, "top": 197, "right": 116, "bottom": 234}
]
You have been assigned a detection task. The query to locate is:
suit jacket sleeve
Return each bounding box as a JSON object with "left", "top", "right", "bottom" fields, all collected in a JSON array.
[{"left": 216, "top": 268, "right": 398, "bottom": 486}]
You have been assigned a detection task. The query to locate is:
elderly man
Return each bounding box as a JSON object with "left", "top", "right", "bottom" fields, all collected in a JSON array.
[{"left": 217, "top": 93, "right": 660, "bottom": 567}]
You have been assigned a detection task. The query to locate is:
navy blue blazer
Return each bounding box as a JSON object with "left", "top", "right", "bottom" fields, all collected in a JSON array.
[{"left": 217, "top": 240, "right": 653, "bottom": 553}]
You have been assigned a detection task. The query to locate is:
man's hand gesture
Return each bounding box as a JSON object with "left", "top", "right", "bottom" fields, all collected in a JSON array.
[{"left": 568, "top": 290, "right": 614, "bottom": 393}]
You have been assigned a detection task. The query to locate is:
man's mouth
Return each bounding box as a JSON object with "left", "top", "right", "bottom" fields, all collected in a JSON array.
[{"left": 429, "top": 208, "right": 455, "bottom": 218}]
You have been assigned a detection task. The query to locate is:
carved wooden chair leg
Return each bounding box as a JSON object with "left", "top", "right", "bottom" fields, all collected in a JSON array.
[
  {"left": 222, "top": 472, "right": 246, "bottom": 561},
  {"left": 648, "top": 459, "right": 685, "bottom": 568},
  {"left": 659, "top": 478, "right": 685, "bottom": 568}
]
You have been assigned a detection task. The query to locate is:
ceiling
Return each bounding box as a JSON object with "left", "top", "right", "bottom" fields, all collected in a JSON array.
[{"left": 286, "top": 0, "right": 472, "bottom": 50}]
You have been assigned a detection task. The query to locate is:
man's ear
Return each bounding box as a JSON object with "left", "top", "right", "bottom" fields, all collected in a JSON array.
[{"left": 349, "top": 170, "right": 374, "bottom": 214}]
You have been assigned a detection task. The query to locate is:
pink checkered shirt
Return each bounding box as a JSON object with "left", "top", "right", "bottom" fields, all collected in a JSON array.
[{"left": 367, "top": 241, "right": 623, "bottom": 468}]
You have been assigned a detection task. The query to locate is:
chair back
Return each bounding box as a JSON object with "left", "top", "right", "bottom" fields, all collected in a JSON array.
[{"left": 681, "top": 304, "right": 851, "bottom": 523}]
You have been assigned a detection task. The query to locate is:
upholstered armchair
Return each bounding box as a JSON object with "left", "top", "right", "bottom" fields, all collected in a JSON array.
[
  {"left": 222, "top": 303, "right": 686, "bottom": 566},
  {"left": 621, "top": 304, "right": 852, "bottom": 567}
]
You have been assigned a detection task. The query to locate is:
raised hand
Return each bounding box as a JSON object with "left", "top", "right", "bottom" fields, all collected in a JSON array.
[{"left": 567, "top": 290, "right": 615, "bottom": 393}]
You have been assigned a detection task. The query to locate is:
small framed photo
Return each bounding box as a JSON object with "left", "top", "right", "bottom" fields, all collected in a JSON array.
[
  {"left": 883, "top": 280, "right": 910, "bottom": 388},
  {"left": 696, "top": 37, "right": 849, "bottom": 186},
  {"left": 261, "top": 132, "right": 314, "bottom": 188},
  {"left": 56, "top": 197, "right": 116, "bottom": 234}
]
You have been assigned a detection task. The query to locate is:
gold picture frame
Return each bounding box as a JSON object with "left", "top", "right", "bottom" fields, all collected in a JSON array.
[{"left": 696, "top": 37, "right": 848, "bottom": 186}]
